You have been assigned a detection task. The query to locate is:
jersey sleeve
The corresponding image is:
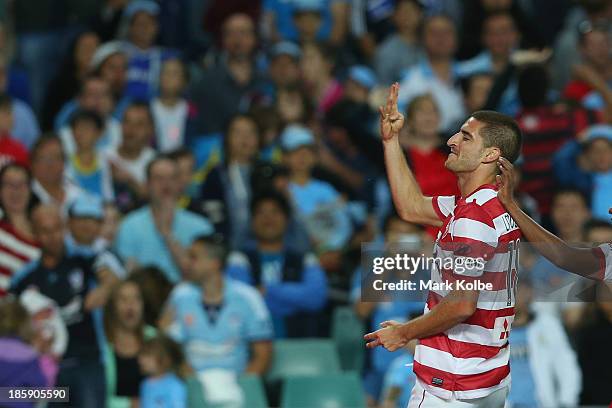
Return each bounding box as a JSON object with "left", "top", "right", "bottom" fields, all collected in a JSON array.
[
  {"left": 241, "top": 287, "right": 273, "bottom": 341},
  {"left": 447, "top": 204, "right": 498, "bottom": 278},
  {"left": 593, "top": 243, "right": 612, "bottom": 282},
  {"left": 431, "top": 195, "right": 457, "bottom": 221}
]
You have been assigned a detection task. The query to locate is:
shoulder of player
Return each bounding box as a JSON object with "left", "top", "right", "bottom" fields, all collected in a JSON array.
[
  {"left": 226, "top": 279, "right": 269, "bottom": 316},
  {"left": 457, "top": 187, "right": 509, "bottom": 223}
]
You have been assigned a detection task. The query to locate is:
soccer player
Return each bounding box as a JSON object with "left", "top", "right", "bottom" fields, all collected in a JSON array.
[
  {"left": 364, "top": 83, "right": 523, "bottom": 407},
  {"left": 496, "top": 156, "right": 612, "bottom": 282}
]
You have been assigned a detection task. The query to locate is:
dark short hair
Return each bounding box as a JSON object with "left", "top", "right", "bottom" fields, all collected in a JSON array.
[
  {"left": 145, "top": 154, "right": 176, "bottom": 181},
  {"left": 482, "top": 10, "right": 517, "bottom": 33},
  {"left": 79, "top": 73, "right": 106, "bottom": 95},
  {"left": 30, "top": 134, "right": 64, "bottom": 162},
  {"left": 166, "top": 147, "right": 194, "bottom": 162},
  {"left": 192, "top": 235, "right": 228, "bottom": 265},
  {"left": 383, "top": 210, "right": 424, "bottom": 233},
  {"left": 122, "top": 100, "right": 153, "bottom": 122},
  {"left": 250, "top": 189, "right": 291, "bottom": 219},
  {"left": 471, "top": 110, "right": 523, "bottom": 163},
  {"left": 551, "top": 188, "right": 590, "bottom": 209},
  {"left": 69, "top": 109, "right": 104, "bottom": 130},
  {"left": 583, "top": 219, "right": 612, "bottom": 237},
  {"left": 460, "top": 72, "right": 494, "bottom": 95}
]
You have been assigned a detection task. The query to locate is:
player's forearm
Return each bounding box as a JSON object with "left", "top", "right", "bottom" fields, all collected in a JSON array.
[
  {"left": 383, "top": 138, "right": 426, "bottom": 222},
  {"left": 399, "top": 294, "right": 477, "bottom": 340},
  {"left": 505, "top": 201, "right": 600, "bottom": 278}
]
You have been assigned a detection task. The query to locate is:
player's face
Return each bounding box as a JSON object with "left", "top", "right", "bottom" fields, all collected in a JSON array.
[{"left": 445, "top": 118, "right": 488, "bottom": 173}]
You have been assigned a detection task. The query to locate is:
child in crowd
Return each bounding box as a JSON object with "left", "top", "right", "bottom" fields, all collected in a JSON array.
[
  {"left": 0, "top": 94, "right": 29, "bottom": 168},
  {"left": 122, "top": 0, "right": 176, "bottom": 101},
  {"left": 281, "top": 124, "right": 352, "bottom": 252},
  {"left": 151, "top": 58, "right": 195, "bottom": 152},
  {"left": 66, "top": 109, "right": 114, "bottom": 201},
  {"left": 139, "top": 335, "right": 188, "bottom": 408},
  {"left": 0, "top": 298, "right": 57, "bottom": 408}
]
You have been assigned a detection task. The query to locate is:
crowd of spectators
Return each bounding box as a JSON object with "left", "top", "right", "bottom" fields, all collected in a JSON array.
[{"left": 0, "top": 0, "right": 611, "bottom": 407}]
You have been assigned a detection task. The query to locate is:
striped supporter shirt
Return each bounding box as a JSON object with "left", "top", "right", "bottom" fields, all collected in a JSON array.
[
  {"left": 413, "top": 184, "right": 522, "bottom": 400},
  {"left": 593, "top": 242, "right": 612, "bottom": 283},
  {"left": 0, "top": 219, "right": 40, "bottom": 297}
]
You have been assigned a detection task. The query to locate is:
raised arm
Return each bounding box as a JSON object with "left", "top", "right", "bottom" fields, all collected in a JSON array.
[
  {"left": 496, "top": 157, "right": 601, "bottom": 279},
  {"left": 380, "top": 83, "right": 442, "bottom": 227}
]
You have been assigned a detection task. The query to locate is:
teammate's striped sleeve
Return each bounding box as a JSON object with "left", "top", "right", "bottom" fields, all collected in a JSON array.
[
  {"left": 431, "top": 195, "right": 457, "bottom": 221},
  {"left": 593, "top": 242, "right": 612, "bottom": 282}
]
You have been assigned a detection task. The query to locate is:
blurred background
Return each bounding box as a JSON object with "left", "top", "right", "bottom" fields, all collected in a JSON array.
[{"left": 0, "top": 0, "right": 610, "bottom": 407}]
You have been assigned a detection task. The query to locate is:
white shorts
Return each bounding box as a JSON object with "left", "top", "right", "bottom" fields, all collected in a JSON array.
[{"left": 407, "top": 381, "right": 508, "bottom": 408}]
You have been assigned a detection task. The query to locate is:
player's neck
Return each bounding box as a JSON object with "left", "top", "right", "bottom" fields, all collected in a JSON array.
[{"left": 457, "top": 171, "right": 496, "bottom": 198}]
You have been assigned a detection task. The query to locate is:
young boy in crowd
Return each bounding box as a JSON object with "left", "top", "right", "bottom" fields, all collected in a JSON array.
[
  {"left": 139, "top": 335, "right": 188, "bottom": 408},
  {"left": 0, "top": 94, "right": 29, "bottom": 168},
  {"left": 123, "top": 0, "right": 176, "bottom": 101},
  {"left": 66, "top": 109, "right": 114, "bottom": 202},
  {"left": 281, "top": 124, "right": 352, "bottom": 252}
]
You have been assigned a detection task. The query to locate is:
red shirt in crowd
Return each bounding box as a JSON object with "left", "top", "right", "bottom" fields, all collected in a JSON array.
[
  {"left": 0, "top": 134, "right": 29, "bottom": 168},
  {"left": 515, "top": 106, "right": 600, "bottom": 216},
  {"left": 0, "top": 219, "right": 41, "bottom": 297},
  {"left": 406, "top": 146, "right": 459, "bottom": 237}
]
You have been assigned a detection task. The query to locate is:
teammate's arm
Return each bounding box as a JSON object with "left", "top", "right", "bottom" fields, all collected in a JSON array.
[
  {"left": 496, "top": 157, "right": 601, "bottom": 279},
  {"left": 381, "top": 83, "right": 443, "bottom": 227},
  {"left": 364, "top": 289, "right": 478, "bottom": 351}
]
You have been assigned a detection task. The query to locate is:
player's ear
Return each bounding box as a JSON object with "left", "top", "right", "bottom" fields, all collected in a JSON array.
[{"left": 482, "top": 147, "right": 501, "bottom": 164}]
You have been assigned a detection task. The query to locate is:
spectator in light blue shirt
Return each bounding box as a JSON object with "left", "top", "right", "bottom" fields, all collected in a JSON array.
[
  {"left": 115, "top": 156, "right": 213, "bottom": 282},
  {"left": 507, "top": 280, "right": 581, "bottom": 408},
  {"left": 227, "top": 190, "right": 328, "bottom": 338},
  {"left": 263, "top": 0, "right": 348, "bottom": 44},
  {"left": 163, "top": 236, "right": 273, "bottom": 375},
  {"left": 553, "top": 125, "right": 612, "bottom": 222},
  {"left": 380, "top": 351, "right": 416, "bottom": 408},
  {"left": 457, "top": 12, "right": 520, "bottom": 116},
  {"left": 397, "top": 15, "right": 465, "bottom": 134},
  {"left": 281, "top": 124, "right": 352, "bottom": 252},
  {"left": 139, "top": 335, "right": 188, "bottom": 408},
  {"left": 351, "top": 212, "right": 426, "bottom": 404}
]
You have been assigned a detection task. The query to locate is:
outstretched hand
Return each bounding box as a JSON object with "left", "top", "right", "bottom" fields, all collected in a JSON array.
[
  {"left": 496, "top": 157, "right": 518, "bottom": 208},
  {"left": 364, "top": 320, "right": 407, "bottom": 352},
  {"left": 379, "top": 83, "right": 404, "bottom": 141}
]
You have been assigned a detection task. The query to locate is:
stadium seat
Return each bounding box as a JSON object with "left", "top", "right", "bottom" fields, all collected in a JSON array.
[
  {"left": 331, "top": 306, "right": 366, "bottom": 371},
  {"left": 281, "top": 372, "right": 367, "bottom": 408},
  {"left": 237, "top": 375, "right": 268, "bottom": 408},
  {"left": 266, "top": 338, "right": 341, "bottom": 383}
]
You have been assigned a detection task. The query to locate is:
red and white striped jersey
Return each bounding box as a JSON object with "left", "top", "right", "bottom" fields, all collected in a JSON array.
[
  {"left": 414, "top": 184, "right": 522, "bottom": 400},
  {"left": 593, "top": 242, "right": 612, "bottom": 282},
  {"left": 0, "top": 220, "right": 40, "bottom": 297}
]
